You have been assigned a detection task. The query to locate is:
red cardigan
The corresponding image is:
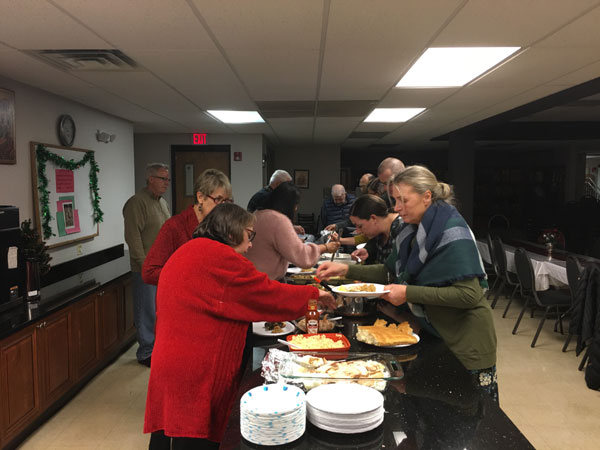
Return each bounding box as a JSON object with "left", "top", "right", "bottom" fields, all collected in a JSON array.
[
  {"left": 144, "top": 238, "right": 319, "bottom": 442},
  {"left": 142, "top": 205, "right": 199, "bottom": 285}
]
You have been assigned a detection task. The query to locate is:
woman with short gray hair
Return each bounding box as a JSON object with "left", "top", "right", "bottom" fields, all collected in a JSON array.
[{"left": 142, "top": 168, "right": 233, "bottom": 285}]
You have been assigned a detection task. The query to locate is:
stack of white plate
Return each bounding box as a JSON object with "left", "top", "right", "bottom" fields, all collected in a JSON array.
[
  {"left": 240, "top": 384, "right": 306, "bottom": 446},
  {"left": 305, "top": 383, "right": 384, "bottom": 434}
]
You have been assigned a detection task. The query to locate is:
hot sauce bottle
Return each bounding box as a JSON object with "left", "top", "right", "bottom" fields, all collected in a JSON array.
[{"left": 306, "top": 299, "right": 320, "bottom": 334}]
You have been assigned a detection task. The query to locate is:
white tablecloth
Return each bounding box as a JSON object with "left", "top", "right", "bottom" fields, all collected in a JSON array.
[{"left": 476, "top": 239, "right": 568, "bottom": 291}]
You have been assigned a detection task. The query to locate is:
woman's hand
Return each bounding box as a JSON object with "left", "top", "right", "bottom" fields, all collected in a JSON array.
[
  {"left": 317, "top": 290, "right": 337, "bottom": 311},
  {"left": 351, "top": 248, "right": 368, "bottom": 262},
  {"left": 315, "top": 262, "right": 349, "bottom": 279},
  {"left": 380, "top": 284, "right": 407, "bottom": 306}
]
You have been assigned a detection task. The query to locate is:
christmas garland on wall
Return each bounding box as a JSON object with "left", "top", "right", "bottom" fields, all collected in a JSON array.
[{"left": 36, "top": 144, "right": 104, "bottom": 239}]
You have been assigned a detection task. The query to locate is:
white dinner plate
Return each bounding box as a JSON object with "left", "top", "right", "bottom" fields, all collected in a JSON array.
[
  {"left": 287, "top": 266, "right": 316, "bottom": 275},
  {"left": 332, "top": 283, "right": 390, "bottom": 298},
  {"left": 252, "top": 321, "right": 296, "bottom": 337},
  {"left": 320, "top": 252, "right": 352, "bottom": 260},
  {"left": 374, "top": 332, "right": 420, "bottom": 348}
]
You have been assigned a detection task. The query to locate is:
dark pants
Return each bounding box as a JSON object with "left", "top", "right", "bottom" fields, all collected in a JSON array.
[{"left": 149, "top": 431, "right": 219, "bottom": 450}]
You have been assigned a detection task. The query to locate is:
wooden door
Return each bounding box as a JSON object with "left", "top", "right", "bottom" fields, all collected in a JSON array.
[
  {"left": 72, "top": 295, "right": 99, "bottom": 378},
  {"left": 97, "top": 285, "right": 121, "bottom": 357},
  {"left": 0, "top": 326, "right": 40, "bottom": 443},
  {"left": 171, "top": 145, "right": 231, "bottom": 214},
  {"left": 121, "top": 276, "right": 136, "bottom": 340},
  {"left": 37, "top": 308, "right": 73, "bottom": 408}
]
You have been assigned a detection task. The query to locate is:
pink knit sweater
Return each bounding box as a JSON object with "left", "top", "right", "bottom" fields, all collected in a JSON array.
[{"left": 246, "top": 209, "right": 321, "bottom": 280}]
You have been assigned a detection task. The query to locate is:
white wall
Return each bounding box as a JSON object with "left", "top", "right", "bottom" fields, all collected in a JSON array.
[
  {"left": 0, "top": 76, "right": 135, "bottom": 265},
  {"left": 274, "top": 145, "right": 341, "bottom": 223},
  {"left": 133, "top": 134, "right": 264, "bottom": 210}
]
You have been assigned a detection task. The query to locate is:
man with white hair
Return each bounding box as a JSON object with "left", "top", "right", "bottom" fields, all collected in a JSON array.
[
  {"left": 247, "top": 169, "right": 292, "bottom": 213},
  {"left": 319, "top": 184, "right": 356, "bottom": 232},
  {"left": 123, "top": 162, "right": 171, "bottom": 367}
]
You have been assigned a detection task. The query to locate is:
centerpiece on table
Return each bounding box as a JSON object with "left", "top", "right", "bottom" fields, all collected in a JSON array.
[{"left": 537, "top": 228, "right": 564, "bottom": 260}]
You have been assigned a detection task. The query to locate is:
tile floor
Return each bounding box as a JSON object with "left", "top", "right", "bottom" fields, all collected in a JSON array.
[{"left": 17, "top": 294, "right": 600, "bottom": 450}]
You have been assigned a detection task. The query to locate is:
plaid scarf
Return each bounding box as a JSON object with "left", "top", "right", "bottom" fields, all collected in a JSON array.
[{"left": 393, "top": 201, "right": 487, "bottom": 288}]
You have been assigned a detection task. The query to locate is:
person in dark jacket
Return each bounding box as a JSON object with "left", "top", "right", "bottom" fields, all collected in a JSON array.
[{"left": 319, "top": 184, "right": 355, "bottom": 233}]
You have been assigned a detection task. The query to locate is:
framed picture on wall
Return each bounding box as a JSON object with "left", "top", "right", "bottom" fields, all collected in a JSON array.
[
  {"left": 0, "top": 88, "right": 16, "bottom": 165},
  {"left": 294, "top": 169, "right": 309, "bottom": 189}
]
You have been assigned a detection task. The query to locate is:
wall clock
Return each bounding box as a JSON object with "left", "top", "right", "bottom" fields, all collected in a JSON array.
[{"left": 57, "top": 114, "right": 76, "bottom": 147}]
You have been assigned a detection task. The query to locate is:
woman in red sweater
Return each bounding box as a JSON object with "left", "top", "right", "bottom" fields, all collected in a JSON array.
[
  {"left": 144, "top": 203, "right": 334, "bottom": 450},
  {"left": 142, "top": 168, "right": 232, "bottom": 286}
]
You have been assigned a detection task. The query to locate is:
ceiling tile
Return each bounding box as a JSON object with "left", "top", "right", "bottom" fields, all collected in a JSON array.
[
  {"left": 0, "top": 0, "right": 109, "bottom": 49},
  {"left": 314, "top": 118, "right": 361, "bottom": 143},
  {"left": 54, "top": 0, "right": 215, "bottom": 50},
  {"left": 268, "top": 118, "right": 314, "bottom": 144},
  {"left": 130, "top": 49, "right": 253, "bottom": 109},
  {"left": 379, "top": 88, "right": 458, "bottom": 108},
  {"left": 189, "top": 0, "right": 323, "bottom": 50},
  {"left": 537, "top": 5, "right": 600, "bottom": 48},
  {"left": 433, "top": 0, "right": 600, "bottom": 46}
]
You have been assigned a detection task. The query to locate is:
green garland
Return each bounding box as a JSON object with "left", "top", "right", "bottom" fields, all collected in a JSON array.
[{"left": 36, "top": 144, "right": 104, "bottom": 239}]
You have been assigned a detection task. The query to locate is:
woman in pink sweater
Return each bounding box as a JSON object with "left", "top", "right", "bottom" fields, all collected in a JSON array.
[{"left": 246, "top": 182, "right": 339, "bottom": 280}]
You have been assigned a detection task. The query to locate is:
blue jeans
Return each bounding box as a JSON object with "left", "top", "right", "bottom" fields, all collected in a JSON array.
[{"left": 132, "top": 272, "right": 157, "bottom": 361}]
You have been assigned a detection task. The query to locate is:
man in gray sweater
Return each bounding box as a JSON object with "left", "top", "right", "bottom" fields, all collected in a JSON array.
[{"left": 123, "top": 163, "right": 171, "bottom": 367}]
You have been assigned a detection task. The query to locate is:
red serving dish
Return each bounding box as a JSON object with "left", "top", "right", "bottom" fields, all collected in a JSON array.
[{"left": 286, "top": 333, "right": 351, "bottom": 357}]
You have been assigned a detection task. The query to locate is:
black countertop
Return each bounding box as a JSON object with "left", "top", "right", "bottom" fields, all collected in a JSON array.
[
  {"left": 0, "top": 254, "right": 131, "bottom": 340},
  {"left": 221, "top": 311, "right": 534, "bottom": 450}
]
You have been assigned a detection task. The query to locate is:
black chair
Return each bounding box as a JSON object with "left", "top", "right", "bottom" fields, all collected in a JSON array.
[
  {"left": 512, "top": 248, "right": 572, "bottom": 347},
  {"left": 484, "top": 234, "right": 500, "bottom": 298},
  {"left": 297, "top": 213, "right": 315, "bottom": 235},
  {"left": 561, "top": 256, "right": 584, "bottom": 352},
  {"left": 490, "top": 236, "right": 520, "bottom": 313}
]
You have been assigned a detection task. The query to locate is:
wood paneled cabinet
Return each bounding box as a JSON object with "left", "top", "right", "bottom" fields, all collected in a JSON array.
[{"left": 0, "top": 274, "right": 133, "bottom": 449}]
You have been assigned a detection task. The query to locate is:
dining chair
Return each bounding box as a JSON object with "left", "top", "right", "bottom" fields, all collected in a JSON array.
[
  {"left": 490, "top": 236, "right": 520, "bottom": 313},
  {"left": 561, "top": 255, "right": 584, "bottom": 352},
  {"left": 512, "top": 248, "right": 572, "bottom": 348},
  {"left": 484, "top": 233, "right": 500, "bottom": 299}
]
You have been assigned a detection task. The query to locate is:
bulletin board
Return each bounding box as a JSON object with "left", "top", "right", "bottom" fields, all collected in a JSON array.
[{"left": 30, "top": 142, "right": 101, "bottom": 249}]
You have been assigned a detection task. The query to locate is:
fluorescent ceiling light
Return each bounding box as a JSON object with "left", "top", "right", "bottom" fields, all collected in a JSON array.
[
  {"left": 364, "top": 108, "right": 425, "bottom": 123},
  {"left": 207, "top": 110, "right": 264, "bottom": 123},
  {"left": 396, "top": 47, "right": 520, "bottom": 88}
]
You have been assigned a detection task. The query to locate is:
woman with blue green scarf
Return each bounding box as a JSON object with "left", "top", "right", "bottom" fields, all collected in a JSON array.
[{"left": 316, "top": 165, "right": 498, "bottom": 401}]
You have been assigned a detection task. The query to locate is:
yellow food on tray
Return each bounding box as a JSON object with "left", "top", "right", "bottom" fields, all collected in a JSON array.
[
  {"left": 356, "top": 319, "right": 418, "bottom": 346},
  {"left": 288, "top": 334, "right": 345, "bottom": 349},
  {"left": 337, "top": 283, "right": 376, "bottom": 293}
]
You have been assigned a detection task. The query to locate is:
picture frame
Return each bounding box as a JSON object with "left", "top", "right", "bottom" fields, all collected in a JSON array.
[
  {"left": 294, "top": 169, "right": 309, "bottom": 189},
  {"left": 0, "top": 88, "right": 16, "bottom": 164}
]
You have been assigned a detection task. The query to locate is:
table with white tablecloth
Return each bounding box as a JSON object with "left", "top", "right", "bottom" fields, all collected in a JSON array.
[{"left": 476, "top": 239, "right": 568, "bottom": 291}]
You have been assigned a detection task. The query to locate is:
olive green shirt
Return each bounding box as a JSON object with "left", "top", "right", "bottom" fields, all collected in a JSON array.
[
  {"left": 123, "top": 187, "right": 171, "bottom": 272},
  {"left": 346, "top": 264, "right": 497, "bottom": 370}
]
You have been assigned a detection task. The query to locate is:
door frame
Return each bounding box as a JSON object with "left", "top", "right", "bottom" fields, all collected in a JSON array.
[{"left": 170, "top": 145, "right": 231, "bottom": 213}]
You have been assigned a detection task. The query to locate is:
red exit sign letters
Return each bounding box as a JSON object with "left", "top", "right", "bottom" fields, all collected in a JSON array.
[{"left": 193, "top": 133, "right": 207, "bottom": 144}]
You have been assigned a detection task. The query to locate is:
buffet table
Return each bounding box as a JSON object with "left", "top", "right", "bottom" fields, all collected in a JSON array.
[{"left": 221, "top": 309, "right": 534, "bottom": 450}]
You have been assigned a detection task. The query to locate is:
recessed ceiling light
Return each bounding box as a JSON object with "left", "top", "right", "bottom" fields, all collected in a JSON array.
[
  {"left": 364, "top": 108, "right": 425, "bottom": 123},
  {"left": 207, "top": 110, "right": 264, "bottom": 123},
  {"left": 396, "top": 47, "right": 520, "bottom": 88}
]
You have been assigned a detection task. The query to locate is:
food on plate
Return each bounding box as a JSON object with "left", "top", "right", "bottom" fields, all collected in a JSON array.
[
  {"left": 264, "top": 322, "right": 286, "bottom": 333},
  {"left": 356, "top": 319, "right": 419, "bottom": 346},
  {"left": 337, "top": 283, "right": 377, "bottom": 293},
  {"left": 301, "top": 268, "right": 315, "bottom": 273},
  {"left": 290, "top": 274, "right": 314, "bottom": 280},
  {"left": 296, "top": 314, "right": 336, "bottom": 333},
  {"left": 288, "top": 334, "right": 346, "bottom": 349},
  {"left": 291, "top": 355, "right": 389, "bottom": 390}
]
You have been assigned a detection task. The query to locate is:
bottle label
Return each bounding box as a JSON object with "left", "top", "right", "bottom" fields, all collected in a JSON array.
[
  {"left": 28, "top": 290, "right": 39, "bottom": 297},
  {"left": 307, "top": 319, "right": 319, "bottom": 334}
]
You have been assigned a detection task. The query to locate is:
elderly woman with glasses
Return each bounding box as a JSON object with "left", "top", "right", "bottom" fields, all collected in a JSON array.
[
  {"left": 317, "top": 166, "right": 497, "bottom": 402},
  {"left": 144, "top": 203, "right": 335, "bottom": 450},
  {"left": 246, "top": 182, "right": 339, "bottom": 280},
  {"left": 142, "top": 168, "right": 233, "bottom": 285}
]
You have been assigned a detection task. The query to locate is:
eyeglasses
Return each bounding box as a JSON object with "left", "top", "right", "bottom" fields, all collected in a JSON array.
[
  {"left": 152, "top": 175, "right": 171, "bottom": 182},
  {"left": 245, "top": 228, "right": 256, "bottom": 242},
  {"left": 206, "top": 194, "right": 233, "bottom": 204}
]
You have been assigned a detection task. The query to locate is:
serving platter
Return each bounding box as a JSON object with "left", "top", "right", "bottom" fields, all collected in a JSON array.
[
  {"left": 287, "top": 266, "right": 316, "bottom": 275},
  {"left": 332, "top": 283, "right": 390, "bottom": 298},
  {"left": 252, "top": 321, "right": 296, "bottom": 337},
  {"left": 365, "top": 332, "right": 420, "bottom": 348}
]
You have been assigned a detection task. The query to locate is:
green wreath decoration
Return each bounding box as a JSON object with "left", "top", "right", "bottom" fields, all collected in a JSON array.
[{"left": 36, "top": 144, "right": 104, "bottom": 239}]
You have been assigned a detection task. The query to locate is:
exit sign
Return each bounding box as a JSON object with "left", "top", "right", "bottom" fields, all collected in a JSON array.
[{"left": 193, "top": 133, "right": 207, "bottom": 144}]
